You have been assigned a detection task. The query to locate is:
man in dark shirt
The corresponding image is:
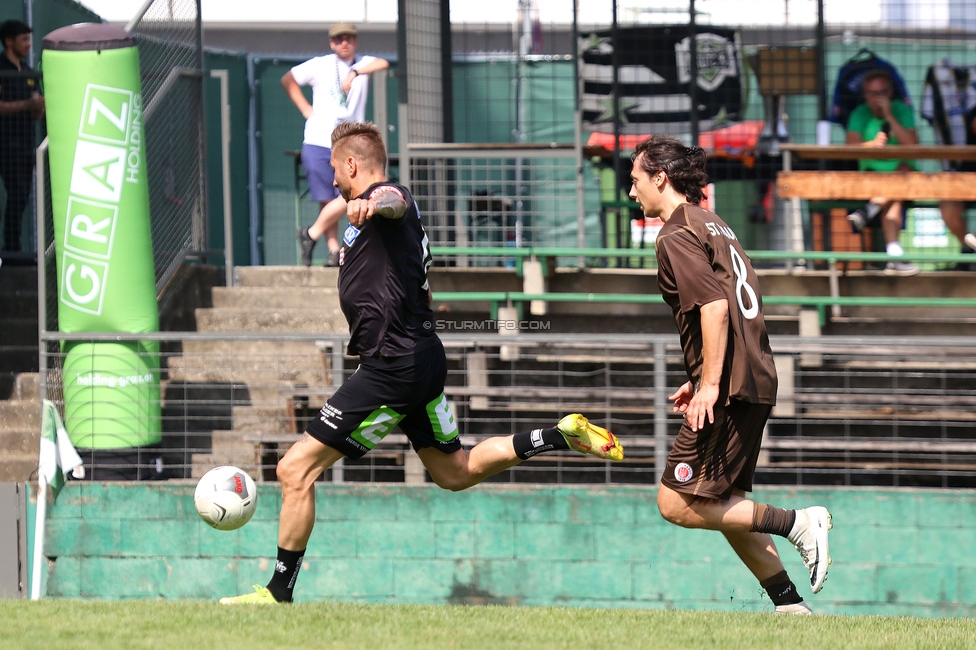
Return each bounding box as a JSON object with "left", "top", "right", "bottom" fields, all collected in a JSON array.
[
  {"left": 0, "top": 20, "right": 43, "bottom": 252},
  {"left": 630, "top": 136, "right": 832, "bottom": 614},
  {"left": 220, "top": 122, "right": 624, "bottom": 605}
]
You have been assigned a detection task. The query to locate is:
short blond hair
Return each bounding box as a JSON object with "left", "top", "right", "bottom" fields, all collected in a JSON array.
[{"left": 331, "top": 121, "right": 386, "bottom": 173}]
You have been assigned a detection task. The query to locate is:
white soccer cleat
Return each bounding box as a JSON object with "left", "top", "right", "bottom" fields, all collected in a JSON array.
[
  {"left": 775, "top": 601, "right": 813, "bottom": 615},
  {"left": 788, "top": 506, "right": 832, "bottom": 594}
]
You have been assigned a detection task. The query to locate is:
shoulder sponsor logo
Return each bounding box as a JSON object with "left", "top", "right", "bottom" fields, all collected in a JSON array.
[
  {"left": 343, "top": 224, "right": 360, "bottom": 247},
  {"left": 674, "top": 462, "right": 694, "bottom": 483}
]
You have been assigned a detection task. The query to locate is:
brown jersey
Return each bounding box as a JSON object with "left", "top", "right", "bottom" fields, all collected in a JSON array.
[{"left": 655, "top": 203, "right": 778, "bottom": 405}]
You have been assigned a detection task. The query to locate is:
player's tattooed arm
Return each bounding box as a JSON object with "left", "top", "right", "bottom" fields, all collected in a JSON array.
[
  {"left": 347, "top": 192, "right": 408, "bottom": 226},
  {"left": 372, "top": 192, "right": 408, "bottom": 220}
]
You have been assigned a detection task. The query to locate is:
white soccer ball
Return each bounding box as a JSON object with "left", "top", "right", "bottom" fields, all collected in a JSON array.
[{"left": 194, "top": 466, "right": 258, "bottom": 531}]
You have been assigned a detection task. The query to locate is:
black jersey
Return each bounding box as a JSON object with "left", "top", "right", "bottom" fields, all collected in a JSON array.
[
  {"left": 0, "top": 57, "right": 38, "bottom": 154},
  {"left": 338, "top": 181, "right": 438, "bottom": 358},
  {"left": 655, "top": 203, "right": 778, "bottom": 405}
]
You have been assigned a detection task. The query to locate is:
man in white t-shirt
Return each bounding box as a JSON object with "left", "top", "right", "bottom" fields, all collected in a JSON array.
[{"left": 284, "top": 22, "right": 389, "bottom": 266}]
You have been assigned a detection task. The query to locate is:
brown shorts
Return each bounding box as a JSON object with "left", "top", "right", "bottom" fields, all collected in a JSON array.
[{"left": 660, "top": 399, "right": 772, "bottom": 501}]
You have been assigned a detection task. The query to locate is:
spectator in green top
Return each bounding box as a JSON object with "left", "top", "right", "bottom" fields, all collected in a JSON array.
[{"left": 845, "top": 68, "right": 919, "bottom": 275}]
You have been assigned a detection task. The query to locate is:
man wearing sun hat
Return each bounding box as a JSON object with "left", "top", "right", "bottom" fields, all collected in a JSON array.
[{"left": 284, "top": 22, "right": 389, "bottom": 266}]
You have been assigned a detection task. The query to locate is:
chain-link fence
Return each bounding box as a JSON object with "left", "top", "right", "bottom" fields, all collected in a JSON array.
[
  {"left": 226, "top": 1, "right": 976, "bottom": 266},
  {"left": 407, "top": 144, "right": 593, "bottom": 259},
  {"left": 423, "top": 0, "right": 976, "bottom": 260},
  {"left": 127, "top": 0, "right": 207, "bottom": 291},
  {"left": 35, "top": 331, "right": 976, "bottom": 489},
  {"left": 31, "top": 0, "right": 207, "bottom": 413},
  {"left": 34, "top": 0, "right": 206, "bottom": 309}
]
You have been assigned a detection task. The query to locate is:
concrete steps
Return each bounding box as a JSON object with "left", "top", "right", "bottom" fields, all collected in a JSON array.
[
  {"left": 0, "top": 456, "right": 39, "bottom": 483},
  {"left": 234, "top": 266, "right": 339, "bottom": 288},
  {"left": 230, "top": 405, "right": 297, "bottom": 434},
  {"left": 0, "top": 395, "right": 40, "bottom": 482},
  {"left": 0, "top": 264, "right": 39, "bottom": 405},
  {"left": 211, "top": 285, "right": 339, "bottom": 308},
  {"left": 165, "top": 340, "right": 332, "bottom": 404},
  {"left": 164, "top": 266, "right": 345, "bottom": 477},
  {"left": 189, "top": 429, "right": 261, "bottom": 479},
  {"left": 196, "top": 267, "right": 344, "bottom": 334},
  {"left": 195, "top": 307, "right": 346, "bottom": 333}
]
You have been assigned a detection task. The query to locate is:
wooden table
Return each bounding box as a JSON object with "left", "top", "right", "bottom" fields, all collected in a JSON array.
[
  {"left": 775, "top": 144, "right": 976, "bottom": 315},
  {"left": 777, "top": 144, "right": 976, "bottom": 201}
]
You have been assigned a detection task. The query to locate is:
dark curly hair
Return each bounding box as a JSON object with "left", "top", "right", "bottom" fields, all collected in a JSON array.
[{"left": 632, "top": 136, "right": 709, "bottom": 205}]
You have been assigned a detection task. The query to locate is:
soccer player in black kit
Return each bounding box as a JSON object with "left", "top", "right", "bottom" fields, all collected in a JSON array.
[{"left": 221, "top": 122, "right": 624, "bottom": 604}]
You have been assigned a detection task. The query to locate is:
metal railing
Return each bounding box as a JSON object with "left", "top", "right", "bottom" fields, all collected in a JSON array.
[
  {"left": 38, "top": 331, "right": 976, "bottom": 489},
  {"left": 427, "top": 246, "right": 976, "bottom": 324}
]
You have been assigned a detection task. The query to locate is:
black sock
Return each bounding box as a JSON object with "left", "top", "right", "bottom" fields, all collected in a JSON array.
[
  {"left": 266, "top": 546, "right": 305, "bottom": 603},
  {"left": 864, "top": 201, "right": 882, "bottom": 221},
  {"left": 513, "top": 427, "right": 569, "bottom": 459},
  {"left": 761, "top": 570, "right": 804, "bottom": 606}
]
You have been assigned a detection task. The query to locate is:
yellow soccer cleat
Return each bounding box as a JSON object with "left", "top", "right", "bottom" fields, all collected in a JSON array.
[
  {"left": 219, "top": 584, "right": 279, "bottom": 605},
  {"left": 557, "top": 414, "right": 624, "bottom": 461}
]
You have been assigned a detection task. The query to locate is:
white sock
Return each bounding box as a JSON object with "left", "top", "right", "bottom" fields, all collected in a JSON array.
[
  {"left": 787, "top": 508, "right": 808, "bottom": 544},
  {"left": 886, "top": 242, "right": 904, "bottom": 257}
]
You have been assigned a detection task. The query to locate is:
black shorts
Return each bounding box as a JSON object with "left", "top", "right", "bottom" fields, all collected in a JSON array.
[
  {"left": 660, "top": 399, "right": 772, "bottom": 501},
  {"left": 306, "top": 340, "right": 461, "bottom": 459}
]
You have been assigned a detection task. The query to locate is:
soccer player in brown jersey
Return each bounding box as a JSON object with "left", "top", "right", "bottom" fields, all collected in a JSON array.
[
  {"left": 219, "top": 122, "right": 624, "bottom": 605},
  {"left": 629, "top": 136, "right": 832, "bottom": 614}
]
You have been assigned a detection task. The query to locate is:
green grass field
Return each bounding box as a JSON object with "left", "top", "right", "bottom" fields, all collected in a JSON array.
[{"left": 3, "top": 601, "right": 976, "bottom": 650}]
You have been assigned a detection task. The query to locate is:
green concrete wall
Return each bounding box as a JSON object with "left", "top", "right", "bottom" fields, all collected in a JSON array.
[{"left": 36, "top": 483, "right": 976, "bottom": 617}]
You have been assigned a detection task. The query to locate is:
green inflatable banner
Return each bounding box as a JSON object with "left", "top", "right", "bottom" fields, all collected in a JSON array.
[{"left": 43, "top": 24, "right": 161, "bottom": 449}]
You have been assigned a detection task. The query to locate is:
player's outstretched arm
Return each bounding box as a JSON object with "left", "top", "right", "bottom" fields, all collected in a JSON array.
[
  {"left": 372, "top": 191, "right": 408, "bottom": 219},
  {"left": 346, "top": 193, "right": 408, "bottom": 226}
]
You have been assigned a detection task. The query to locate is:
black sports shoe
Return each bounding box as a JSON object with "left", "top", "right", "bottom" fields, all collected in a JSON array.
[
  {"left": 325, "top": 250, "right": 340, "bottom": 267},
  {"left": 847, "top": 208, "right": 867, "bottom": 233},
  {"left": 298, "top": 227, "right": 316, "bottom": 266}
]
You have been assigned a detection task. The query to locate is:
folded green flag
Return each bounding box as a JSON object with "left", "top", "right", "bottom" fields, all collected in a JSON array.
[{"left": 38, "top": 400, "right": 84, "bottom": 498}]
